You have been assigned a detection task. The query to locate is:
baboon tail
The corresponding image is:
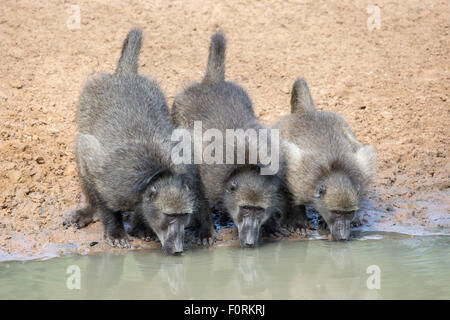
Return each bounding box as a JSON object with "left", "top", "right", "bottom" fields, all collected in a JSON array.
[
  {"left": 290, "top": 78, "right": 316, "bottom": 114},
  {"left": 203, "top": 32, "right": 226, "bottom": 83},
  {"left": 115, "top": 28, "right": 142, "bottom": 76}
]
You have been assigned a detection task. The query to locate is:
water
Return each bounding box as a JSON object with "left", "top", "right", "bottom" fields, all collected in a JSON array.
[{"left": 0, "top": 233, "right": 448, "bottom": 299}]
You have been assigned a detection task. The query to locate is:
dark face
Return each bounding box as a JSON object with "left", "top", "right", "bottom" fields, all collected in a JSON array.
[
  {"left": 320, "top": 209, "right": 356, "bottom": 241},
  {"left": 223, "top": 169, "right": 281, "bottom": 247},
  {"left": 312, "top": 174, "right": 359, "bottom": 241},
  {"left": 140, "top": 174, "right": 195, "bottom": 255},
  {"left": 236, "top": 205, "right": 267, "bottom": 247}
]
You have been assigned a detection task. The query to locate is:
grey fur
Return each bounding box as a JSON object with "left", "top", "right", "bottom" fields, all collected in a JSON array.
[
  {"left": 274, "top": 77, "right": 377, "bottom": 240},
  {"left": 63, "top": 29, "right": 213, "bottom": 254},
  {"left": 172, "top": 32, "right": 291, "bottom": 247}
]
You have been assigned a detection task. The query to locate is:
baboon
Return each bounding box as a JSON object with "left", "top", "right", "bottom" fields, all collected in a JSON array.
[
  {"left": 63, "top": 29, "right": 213, "bottom": 254},
  {"left": 172, "top": 32, "right": 292, "bottom": 247},
  {"left": 274, "top": 78, "right": 376, "bottom": 240}
]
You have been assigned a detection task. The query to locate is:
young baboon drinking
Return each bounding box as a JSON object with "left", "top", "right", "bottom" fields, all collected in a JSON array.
[
  {"left": 171, "top": 32, "right": 291, "bottom": 247},
  {"left": 63, "top": 29, "right": 213, "bottom": 254},
  {"left": 274, "top": 78, "right": 376, "bottom": 240}
]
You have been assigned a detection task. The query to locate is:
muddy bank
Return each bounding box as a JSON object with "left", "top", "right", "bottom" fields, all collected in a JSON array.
[{"left": 0, "top": 0, "right": 449, "bottom": 261}]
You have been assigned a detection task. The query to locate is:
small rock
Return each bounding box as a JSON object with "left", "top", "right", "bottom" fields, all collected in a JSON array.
[
  {"left": 345, "top": 81, "right": 355, "bottom": 87},
  {"left": 36, "top": 157, "right": 45, "bottom": 164},
  {"left": 8, "top": 170, "right": 21, "bottom": 183},
  {"left": 10, "top": 81, "right": 23, "bottom": 89}
]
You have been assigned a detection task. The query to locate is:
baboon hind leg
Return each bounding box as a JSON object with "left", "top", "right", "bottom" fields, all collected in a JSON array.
[{"left": 63, "top": 176, "right": 99, "bottom": 229}]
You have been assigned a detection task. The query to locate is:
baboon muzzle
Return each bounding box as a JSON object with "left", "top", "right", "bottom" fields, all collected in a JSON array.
[
  {"left": 239, "top": 216, "right": 260, "bottom": 248},
  {"left": 163, "top": 220, "right": 185, "bottom": 255},
  {"left": 329, "top": 214, "right": 352, "bottom": 241}
]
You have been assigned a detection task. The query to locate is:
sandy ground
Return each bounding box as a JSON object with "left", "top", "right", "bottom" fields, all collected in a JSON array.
[{"left": 0, "top": 0, "right": 449, "bottom": 260}]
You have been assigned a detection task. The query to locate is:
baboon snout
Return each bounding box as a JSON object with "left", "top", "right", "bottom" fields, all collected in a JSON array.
[
  {"left": 162, "top": 219, "right": 185, "bottom": 255},
  {"left": 238, "top": 211, "right": 262, "bottom": 248},
  {"left": 329, "top": 216, "right": 351, "bottom": 241}
]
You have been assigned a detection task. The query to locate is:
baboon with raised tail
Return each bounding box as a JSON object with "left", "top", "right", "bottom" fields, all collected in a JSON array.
[
  {"left": 63, "top": 29, "right": 213, "bottom": 254},
  {"left": 274, "top": 78, "right": 377, "bottom": 240},
  {"left": 172, "top": 32, "right": 296, "bottom": 247}
]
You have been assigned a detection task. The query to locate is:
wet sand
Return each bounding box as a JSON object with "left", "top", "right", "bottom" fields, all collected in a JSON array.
[{"left": 0, "top": 0, "right": 449, "bottom": 260}]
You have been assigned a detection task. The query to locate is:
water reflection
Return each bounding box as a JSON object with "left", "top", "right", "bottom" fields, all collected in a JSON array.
[{"left": 0, "top": 235, "right": 448, "bottom": 299}]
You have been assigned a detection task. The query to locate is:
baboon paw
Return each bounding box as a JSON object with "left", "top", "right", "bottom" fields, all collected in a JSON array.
[
  {"left": 63, "top": 210, "right": 93, "bottom": 229},
  {"left": 106, "top": 237, "right": 130, "bottom": 248},
  {"left": 295, "top": 228, "right": 308, "bottom": 236},
  {"left": 128, "top": 228, "right": 157, "bottom": 242},
  {"left": 195, "top": 227, "right": 216, "bottom": 246},
  {"left": 351, "top": 218, "right": 363, "bottom": 228},
  {"left": 283, "top": 219, "right": 309, "bottom": 233},
  {"left": 196, "top": 234, "right": 217, "bottom": 247},
  {"left": 278, "top": 227, "right": 291, "bottom": 237},
  {"left": 265, "top": 224, "right": 291, "bottom": 238},
  {"left": 196, "top": 236, "right": 214, "bottom": 247}
]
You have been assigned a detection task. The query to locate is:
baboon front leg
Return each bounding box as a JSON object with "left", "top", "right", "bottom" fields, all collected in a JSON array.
[
  {"left": 100, "top": 206, "right": 130, "bottom": 248},
  {"left": 193, "top": 199, "right": 215, "bottom": 246},
  {"left": 283, "top": 205, "right": 309, "bottom": 236},
  {"left": 261, "top": 214, "right": 291, "bottom": 239},
  {"left": 128, "top": 211, "right": 157, "bottom": 242}
]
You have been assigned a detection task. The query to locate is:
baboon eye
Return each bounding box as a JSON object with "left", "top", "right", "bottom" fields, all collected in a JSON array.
[
  {"left": 164, "top": 213, "right": 188, "bottom": 217},
  {"left": 147, "top": 186, "right": 157, "bottom": 199},
  {"left": 242, "top": 206, "right": 264, "bottom": 212},
  {"left": 334, "top": 210, "right": 355, "bottom": 215},
  {"left": 229, "top": 181, "right": 238, "bottom": 192},
  {"left": 164, "top": 213, "right": 188, "bottom": 223}
]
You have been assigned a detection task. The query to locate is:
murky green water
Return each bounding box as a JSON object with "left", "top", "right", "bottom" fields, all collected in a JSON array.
[{"left": 0, "top": 233, "right": 448, "bottom": 299}]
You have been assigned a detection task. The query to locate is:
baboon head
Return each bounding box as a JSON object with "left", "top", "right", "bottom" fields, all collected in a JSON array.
[
  {"left": 312, "top": 171, "right": 359, "bottom": 241},
  {"left": 138, "top": 169, "right": 196, "bottom": 255},
  {"left": 223, "top": 165, "right": 283, "bottom": 248}
]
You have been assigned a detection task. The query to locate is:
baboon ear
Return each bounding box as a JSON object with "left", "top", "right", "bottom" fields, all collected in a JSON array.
[
  {"left": 291, "top": 78, "right": 316, "bottom": 114},
  {"left": 229, "top": 180, "right": 238, "bottom": 191},
  {"left": 282, "top": 140, "right": 305, "bottom": 164},
  {"left": 314, "top": 184, "right": 326, "bottom": 198},
  {"left": 355, "top": 145, "right": 377, "bottom": 182},
  {"left": 136, "top": 168, "right": 166, "bottom": 192},
  {"left": 179, "top": 173, "right": 194, "bottom": 191}
]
